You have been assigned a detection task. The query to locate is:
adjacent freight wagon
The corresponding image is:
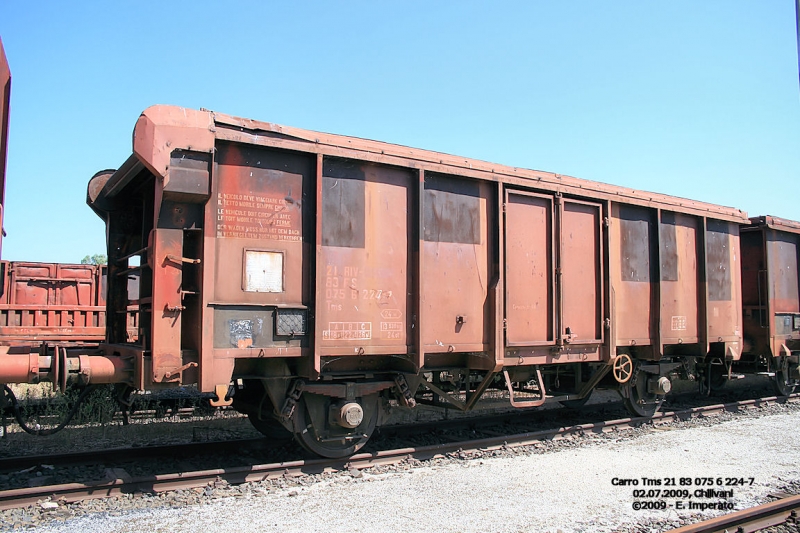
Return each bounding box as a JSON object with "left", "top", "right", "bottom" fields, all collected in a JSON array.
[
  {"left": 0, "top": 261, "right": 139, "bottom": 347},
  {"left": 738, "top": 216, "right": 800, "bottom": 394},
  {"left": 0, "top": 261, "right": 107, "bottom": 346},
  {"left": 2, "top": 105, "right": 795, "bottom": 458}
]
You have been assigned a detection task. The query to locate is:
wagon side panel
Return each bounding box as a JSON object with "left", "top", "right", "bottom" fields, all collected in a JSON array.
[
  {"left": 610, "top": 203, "right": 655, "bottom": 350},
  {"left": 659, "top": 212, "right": 700, "bottom": 346},
  {"left": 705, "top": 219, "right": 742, "bottom": 357},
  {"left": 421, "top": 174, "right": 491, "bottom": 353},
  {"left": 316, "top": 159, "right": 413, "bottom": 356}
]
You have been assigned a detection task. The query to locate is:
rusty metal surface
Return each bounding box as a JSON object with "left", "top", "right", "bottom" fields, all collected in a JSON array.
[
  {"left": 610, "top": 205, "right": 742, "bottom": 359},
  {"left": 0, "top": 261, "right": 107, "bottom": 346},
  {"left": 611, "top": 203, "right": 654, "bottom": 347},
  {"left": 421, "top": 176, "right": 491, "bottom": 353},
  {"left": 705, "top": 220, "right": 742, "bottom": 350},
  {"left": 0, "top": 38, "right": 9, "bottom": 259},
  {"left": 211, "top": 109, "right": 747, "bottom": 223},
  {"left": 83, "top": 105, "right": 755, "bottom": 398},
  {"left": 317, "top": 161, "right": 412, "bottom": 355},
  {"left": 560, "top": 199, "right": 603, "bottom": 344},
  {"left": 750, "top": 215, "right": 800, "bottom": 234},
  {"left": 766, "top": 231, "right": 799, "bottom": 314},
  {"left": 659, "top": 212, "right": 700, "bottom": 345},
  {"left": 741, "top": 220, "right": 800, "bottom": 359},
  {"left": 504, "top": 191, "right": 553, "bottom": 345}
]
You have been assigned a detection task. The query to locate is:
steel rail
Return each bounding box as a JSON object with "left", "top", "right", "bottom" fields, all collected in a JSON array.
[
  {"left": 0, "top": 437, "right": 270, "bottom": 472},
  {"left": 666, "top": 494, "right": 800, "bottom": 533},
  {"left": 0, "top": 396, "right": 623, "bottom": 472},
  {"left": 0, "top": 393, "right": 797, "bottom": 511}
]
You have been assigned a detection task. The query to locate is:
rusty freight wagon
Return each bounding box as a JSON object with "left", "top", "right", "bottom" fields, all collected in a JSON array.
[
  {"left": 0, "top": 261, "right": 107, "bottom": 347},
  {"left": 738, "top": 216, "right": 800, "bottom": 394},
  {"left": 0, "top": 106, "right": 749, "bottom": 457},
  {"left": 0, "top": 261, "right": 138, "bottom": 348}
]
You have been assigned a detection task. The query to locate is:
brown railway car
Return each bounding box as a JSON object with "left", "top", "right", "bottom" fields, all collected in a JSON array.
[
  {"left": 0, "top": 106, "right": 752, "bottom": 457},
  {"left": 738, "top": 216, "right": 800, "bottom": 394},
  {"left": 0, "top": 261, "right": 110, "bottom": 347}
]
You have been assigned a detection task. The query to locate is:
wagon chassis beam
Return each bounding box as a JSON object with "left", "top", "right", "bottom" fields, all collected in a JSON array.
[{"left": 417, "top": 371, "right": 499, "bottom": 412}]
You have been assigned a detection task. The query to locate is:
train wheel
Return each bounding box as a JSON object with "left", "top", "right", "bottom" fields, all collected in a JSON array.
[
  {"left": 620, "top": 367, "right": 664, "bottom": 418},
  {"left": 247, "top": 413, "right": 293, "bottom": 443},
  {"left": 293, "top": 392, "right": 380, "bottom": 458},
  {"left": 773, "top": 357, "right": 799, "bottom": 396}
]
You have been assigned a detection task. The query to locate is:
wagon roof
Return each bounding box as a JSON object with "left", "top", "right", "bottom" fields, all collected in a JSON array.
[
  {"left": 747, "top": 215, "right": 800, "bottom": 234},
  {"left": 210, "top": 108, "right": 748, "bottom": 222},
  {"left": 96, "top": 105, "right": 750, "bottom": 223}
]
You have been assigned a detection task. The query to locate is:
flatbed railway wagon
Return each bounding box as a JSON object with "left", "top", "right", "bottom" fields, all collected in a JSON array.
[
  {"left": 0, "top": 106, "right": 750, "bottom": 457},
  {"left": 0, "top": 261, "right": 137, "bottom": 348}
]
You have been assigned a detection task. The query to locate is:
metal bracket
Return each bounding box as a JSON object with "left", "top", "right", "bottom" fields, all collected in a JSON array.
[
  {"left": 209, "top": 384, "right": 233, "bottom": 407},
  {"left": 279, "top": 380, "right": 304, "bottom": 421},
  {"left": 393, "top": 374, "right": 417, "bottom": 408}
]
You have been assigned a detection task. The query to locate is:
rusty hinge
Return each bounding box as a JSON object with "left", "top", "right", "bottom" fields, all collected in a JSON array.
[
  {"left": 503, "top": 318, "right": 508, "bottom": 330},
  {"left": 604, "top": 216, "right": 611, "bottom": 228},
  {"left": 604, "top": 317, "right": 611, "bottom": 330}
]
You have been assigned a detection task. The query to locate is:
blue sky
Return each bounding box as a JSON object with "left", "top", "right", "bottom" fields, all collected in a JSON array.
[{"left": 0, "top": 1, "right": 798, "bottom": 263}]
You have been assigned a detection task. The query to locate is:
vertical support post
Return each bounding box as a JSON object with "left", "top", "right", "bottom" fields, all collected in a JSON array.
[
  {"left": 414, "top": 168, "right": 424, "bottom": 371},
  {"left": 314, "top": 153, "right": 324, "bottom": 375},
  {"left": 603, "top": 200, "right": 614, "bottom": 361},
  {"left": 765, "top": 228, "right": 776, "bottom": 354},
  {"left": 698, "top": 217, "right": 709, "bottom": 356},
  {"left": 654, "top": 208, "right": 663, "bottom": 359},
  {"left": 199, "top": 170, "right": 217, "bottom": 393},
  {"left": 493, "top": 182, "right": 505, "bottom": 370},
  {"left": 150, "top": 228, "right": 184, "bottom": 383},
  {"left": 554, "top": 192, "right": 563, "bottom": 346}
]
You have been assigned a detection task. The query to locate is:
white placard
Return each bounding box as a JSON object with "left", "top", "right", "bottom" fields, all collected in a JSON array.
[{"left": 244, "top": 251, "right": 283, "bottom": 292}]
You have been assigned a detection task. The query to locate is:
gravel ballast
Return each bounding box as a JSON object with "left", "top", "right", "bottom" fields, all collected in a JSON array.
[{"left": 15, "top": 404, "right": 800, "bottom": 533}]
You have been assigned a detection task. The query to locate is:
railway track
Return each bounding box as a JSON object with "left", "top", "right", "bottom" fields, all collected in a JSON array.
[
  {"left": 0, "top": 393, "right": 796, "bottom": 512},
  {"left": 666, "top": 493, "right": 800, "bottom": 533}
]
